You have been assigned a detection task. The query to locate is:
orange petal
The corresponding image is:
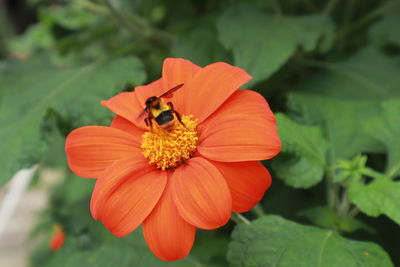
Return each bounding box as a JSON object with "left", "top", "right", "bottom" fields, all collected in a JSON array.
[
  {"left": 171, "top": 157, "right": 232, "bottom": 229},
  {"left": 183, "top": 62, "right": 252, "bottom": 123},
  {"left": 65, "top": 126, "right": 142, "bottom": 178},
  {"left": 101, "top": 91, "right": 146, "bottom": 129},
  {"left": 211, "top": 161, "right": 272, "bottom": 213},
  {"left": 143, "top": 177, "right": 196, "bottom": 261},
  {"left": 159, "top": 58, "right": 201, "bottom": 113},
  {"left": 197, "top": 90, "right": 281, "bottom": 162},
  {"left": 90, "top": 157, "right": 166, "bottom": 237},
  {"left": 110, "top": 115, "right": 145, "bottom": 140}
]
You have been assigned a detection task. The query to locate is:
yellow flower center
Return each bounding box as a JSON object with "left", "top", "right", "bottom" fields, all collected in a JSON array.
[{"left": 141, "top": 115, "right": 198, "bottom": 170}]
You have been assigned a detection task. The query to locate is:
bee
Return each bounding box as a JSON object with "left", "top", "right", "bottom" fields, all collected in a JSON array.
[{"left": 137, "top": 83, "right": 185, "bottom": 131}]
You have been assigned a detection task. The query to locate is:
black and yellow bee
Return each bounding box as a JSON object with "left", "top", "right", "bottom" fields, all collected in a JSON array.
[{"left": 137, "top": 83, "right": 185, "bottom": 131}]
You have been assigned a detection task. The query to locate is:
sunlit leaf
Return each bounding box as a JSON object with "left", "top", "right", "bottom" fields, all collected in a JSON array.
[
  {"left": 218, "top": 4, "right": 334, "bottom": 86},
  {"left": 228, "top": 215, "right": 393, "bottom": 267},
  {"left": 272, "top": 113, "right": 328, "bottom": 188},
  {"left": 349, "top": 177, "right": 400, "bottom": 225},
  {"left": 365, "top": 99, "right": 400, "bottom": 178}
]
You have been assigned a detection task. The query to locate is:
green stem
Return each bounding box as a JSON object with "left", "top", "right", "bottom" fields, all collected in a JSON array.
[
  {"left": 337, "top": 187, "right": 350, "bottom": 217},
  {"left": 232, "top": 213, "right": 251, "bottom": 225},
  {"left": 335, "top": 9, "right": 380, "bottom": 41},
  {"left": 252, "top": 204, "right": 266, "bottom": 217},
  {"left": 326, "top": 167, "right": 337, "bottom": 209},
  {"left": 361, "top": 167, "right": 389, "bottom": 180},
  {"left": 348, "top": 206, "right": 360, "bottom": 218}
]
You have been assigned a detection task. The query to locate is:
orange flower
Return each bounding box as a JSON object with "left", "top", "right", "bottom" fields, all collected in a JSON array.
[
  {"left": 49, "top": 224, "right": 66, "bottom": 251},
  {"left": 65, "top": 58, "right": 280, "bottom": 261}
]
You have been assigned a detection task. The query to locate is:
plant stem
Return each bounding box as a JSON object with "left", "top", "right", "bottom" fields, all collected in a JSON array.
[
  {"left": 323, "top": 0, "right": 339, "bottom": 15},
  {"left": 337, "top": 187, "right": 350, "bottom": 217},
  {"left": 252, "top": 204, "right": 266, "bottom": 217},
  {"left": 335, "top": 9, "right": 380, "bottom": 41},
  {"left": 361, "top": 167, "right": 389, "bottom": 180},
  {"left": 348, "top": 206, "right": 360, "bottom": 218},
  {"left": 232, "top": 213, "right": 251, "bottom": 225}
]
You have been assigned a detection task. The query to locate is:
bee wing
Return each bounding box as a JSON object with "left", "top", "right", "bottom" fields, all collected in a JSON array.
[
  {"left": 159, "top": 83, "right": 184, "bottom": 98},
  {"left": 136, "top": 108, "right": 148, "bottom": 121}
]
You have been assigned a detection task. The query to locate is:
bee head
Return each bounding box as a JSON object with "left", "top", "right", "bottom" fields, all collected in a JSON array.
[{"left": 145, "top": 96, "right": 160, "bottom": 108}]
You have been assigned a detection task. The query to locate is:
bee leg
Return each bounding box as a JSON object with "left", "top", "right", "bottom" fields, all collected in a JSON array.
[
  {"left": 167, "top": 102, "right": 186, "bottom": 128},
  {"left": 145, "top": 117, "right": 153, "bottom": 130}
]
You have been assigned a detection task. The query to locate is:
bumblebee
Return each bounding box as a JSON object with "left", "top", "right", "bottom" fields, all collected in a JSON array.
[{"left": 137, "top": 83, "right": 185, "bottom": 131}]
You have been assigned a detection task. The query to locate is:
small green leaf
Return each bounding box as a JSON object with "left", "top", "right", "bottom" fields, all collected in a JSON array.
[
  {"left": 365, "top": 99, "right": 400, "bottom": 178},
  {"left": 228, "top": 215, "right": 393, "bottom": 267},
  {"left": 0, "top": 56, "right": 145, "bottom": 185},
  {"left": 349, "top": 177, "right": 400, "bottom": 225},
  {"left": 272, "top": 113, "right": 328, "bottom": 188},
  {"left": 218, "top": 4, "right": 334, "bottom": 85}
]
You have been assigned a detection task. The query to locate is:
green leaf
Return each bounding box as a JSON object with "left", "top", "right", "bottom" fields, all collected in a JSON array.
[
  {"left": 298, "top": 206, "right": 374, "bottom": 233},
  {"left": 369, "top": 1, "right": 400, "bottom": 47},
  {"left": 228, "top": 215, "right": 393, "bottom": 267},
  {"left": 300, "top": 47, "right": 400, "bottom": 100},
  {"left": 0, "top": 57, "right": 145, "bottom": 185},
  {"left": 172, "top": 27, "right": 229, "bottom": 66},
  {"left": 349, "top": 177, "right": 400, "bottom": 225},
  {"left": 365, "top": 99, "right": 400, "bottom": 178},
  {"left": 287, "top": 93, "right": 381, "bottom": 160},
  {"left": 218, "top": 4, "right": 334, "bottom": 86},
  {"left": 272, "top": 113, "right": 328, "bottom": 188}
]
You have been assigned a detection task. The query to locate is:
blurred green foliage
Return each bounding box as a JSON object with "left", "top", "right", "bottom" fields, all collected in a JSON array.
[{"left": 0, "top": 0, "right": 399, "bottom": 266}]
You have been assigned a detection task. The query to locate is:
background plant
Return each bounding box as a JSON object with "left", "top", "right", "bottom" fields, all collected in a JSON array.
[{"left": 0, "top": 0, "right": 399, "bottom": 266}]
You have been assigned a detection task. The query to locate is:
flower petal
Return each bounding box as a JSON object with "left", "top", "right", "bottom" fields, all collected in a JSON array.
[
  {"left": 159, "top": 58, "right": 201, "bottom": 113},
  {"left": 171, "top": 157, "right": 232, "bottom": 229},
  {"left": 90, "top": 157, "right": 167, "bottom": 237},
  {"left": 211, "top": 161, "right": 272, "bottom": 213},
  {"left": 133, "top": 78, "right": 165, "bottom": 109},
  {"left": 143, "top": 178, "right": 196, "bottom": 262},
  {"left": 197, "top": 90, "right": 281, "bottom": 162},
  {"left": 183, "top": 62, "right": 252, "bottom": 123},
  {"left": 65, "top": 126, "right": 142, "bottom": 178},
  {"left": 101, "top": 91, "right": 146, "bottom": 129},
  {"left": 110, "top": 115, "right": 145, "bottom": 141}
]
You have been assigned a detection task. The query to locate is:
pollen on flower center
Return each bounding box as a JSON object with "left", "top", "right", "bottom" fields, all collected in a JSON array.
[{"left": 141, "top": 115, "right": 198, "bottom": 170}]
